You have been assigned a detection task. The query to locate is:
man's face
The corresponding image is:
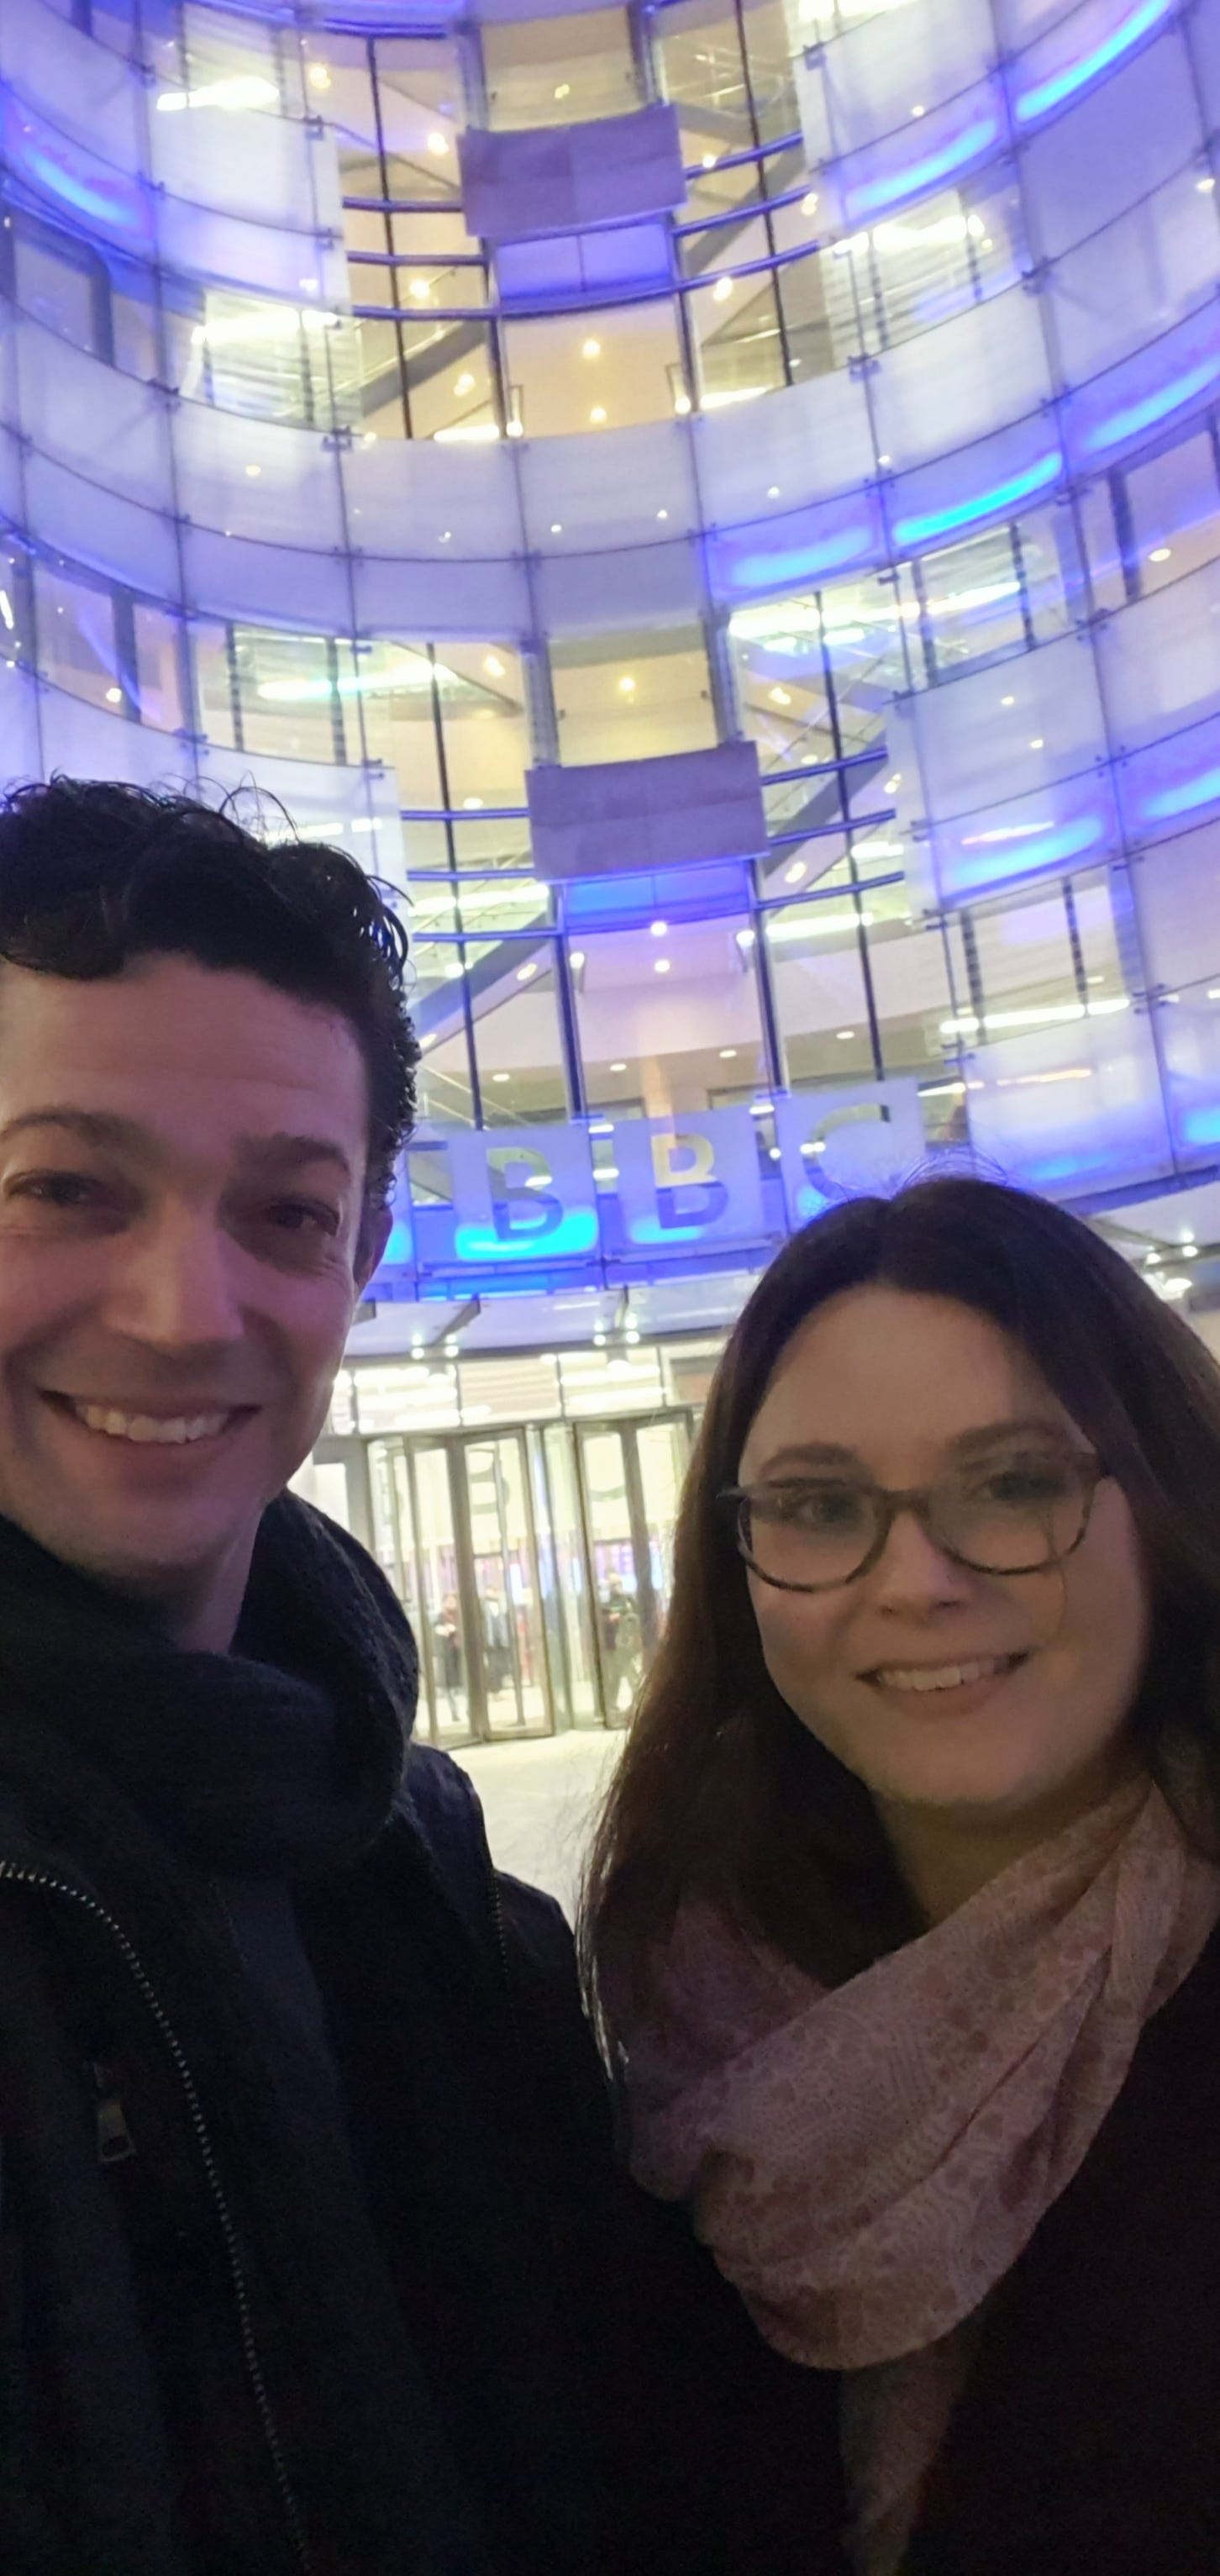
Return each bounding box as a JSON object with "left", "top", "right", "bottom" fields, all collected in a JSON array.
[{"left": 0, "top": 956, "right": 384, "bottom": 1636}]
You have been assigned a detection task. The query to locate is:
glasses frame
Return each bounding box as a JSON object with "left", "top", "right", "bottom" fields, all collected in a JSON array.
[{"left": 719, "top": 1454, "right": 1107, "bottom": 1594}]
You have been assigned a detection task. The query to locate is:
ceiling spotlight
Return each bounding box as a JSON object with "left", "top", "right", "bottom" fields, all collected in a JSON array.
[
  {"left": 1149, "top": 546, "right": 1172, "bottom": 562},
  {"left": 702, "top": 150, "right": 717, "bottom": 169},
  {"left": 650, "top": 919, "right": 668, "bottom": 937},
  {"left": 105, "top": 685, "right": 123, "bottom": 704},
  {"left": 712, "top": 275, "right": 734, "bottom": 303},
  {"left": 550, "top": 521, "right": 562, "bottom": 534},
  {"left": 461, "top": 795, "right": 484, "bottom": 809},
  {"left": 516, "top": 961, "right": 537, "bottom": 982},
  {"left": 582, "top": 336, "right": 601, "bottom": 358},
  {"left": 770, "top": 685, "right": 791, "bottom": 707},
  {"left": 618, "top": 674, "right": 636, "bottom": 694},
  {"left": 484, "top": 652, "right": 505, "bottom": 677},
  {"left": 307, "top": 61, "right": 331, "bottom": 91},
  {"left": 427, "top": 130, "right": 449, "bottom": 155},
  {"left": 410, "top": 279, "right": 432, "bottom": 301},
  {"left": 569, "top": 950, "right": 586, "bottom": 970},
  {"left": 719, "top": 1046, "right": 737, "bottom": 1059},
  {"left": 610, "top": 1059, "right": 628, "bottom": 1072},
  {"left": 590, "top": 405, "right": 607, "bottom": 424},
  {"left": 655, "top": 957, "right": 671, "bottom": 974},
  {"left": 453, "top": 371, "right": 475, "bottom": 396},
  {"left": 674, "top": 392, "right": 692, "bottom": 415}
]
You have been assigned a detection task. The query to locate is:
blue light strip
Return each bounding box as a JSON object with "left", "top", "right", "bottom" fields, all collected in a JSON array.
[
  {"left": 845, "top": 116, "right": 999, "bottom": 219},
  {"left": 1012, "top": 0, "right": 1175, "bottom": 126},
  {"left": 892, "top": 452, "right": 1062, "bottom": 550},
  {"left": 728, "top": 526, "right": 872, "bottom": 590},
  {"left": 1081, "top": 353, "right": 1220, "bottom": 456},
  {"left": 1143, "top": 765, "right": 1220, "bottom": 823}
]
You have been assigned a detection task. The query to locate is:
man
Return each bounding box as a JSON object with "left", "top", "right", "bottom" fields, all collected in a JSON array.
[{"left": 0, "top": 780, "right": 821, "bottom": 2576}]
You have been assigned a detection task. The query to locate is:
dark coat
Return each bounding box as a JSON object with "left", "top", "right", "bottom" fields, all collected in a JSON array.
[{"left": 0, "top": 1725, "right": 836, "bottom": 2576}]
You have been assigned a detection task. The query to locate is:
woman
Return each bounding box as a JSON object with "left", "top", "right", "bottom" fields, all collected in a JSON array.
[{"left": 581, "top": 1175, "right": 1220, "bottom": 2576}]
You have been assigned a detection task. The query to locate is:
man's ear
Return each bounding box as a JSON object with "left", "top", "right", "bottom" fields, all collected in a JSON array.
[{"left": 355, "top": 1201, "right": 393, "bottom": 1294}]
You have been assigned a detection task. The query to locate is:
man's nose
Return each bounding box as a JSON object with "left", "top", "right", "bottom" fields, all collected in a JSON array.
[{"left": 103, "top": 1209, "right": 244, "bottom": 1351}]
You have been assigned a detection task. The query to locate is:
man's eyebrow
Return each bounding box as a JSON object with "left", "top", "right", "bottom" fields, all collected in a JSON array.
[
  {"left": 0, "top": 1109, "right": 148, "bottom": 1152},
  {"left": 235, "top": 1132, "right": 355, "bottom": 1183},
  {"left": 0, "top": 1110, "right": 355, "bottom": 1183}
]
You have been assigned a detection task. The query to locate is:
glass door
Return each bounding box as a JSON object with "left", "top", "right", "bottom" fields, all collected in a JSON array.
[
  {"left": 634, "top": 1418, "right": 692, "bottom": 1636},
  {"left": 539, "top": 1423, "right": 600, "bottom": 1724},
  {"left": 577, "top": 1427, "right": 649, "bottom": 1719},
  {"left": 463, "top": 1433, "right": 552, "bottom": 1736},
  {"left": 413, "top": 1444, "right": 473, "bottom": 1744}
]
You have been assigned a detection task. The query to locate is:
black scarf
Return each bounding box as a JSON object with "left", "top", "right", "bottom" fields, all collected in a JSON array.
[{"left": 0, "top": 1499, "right": 497, "bottom": 2576}]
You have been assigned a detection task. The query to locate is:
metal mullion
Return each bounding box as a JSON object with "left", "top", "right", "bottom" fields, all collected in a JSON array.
[
  {"left": 428, "top": 645, "right": 484, "bottom": 1128},
  {"left": 368, "top": 34, "right": 413, "bottom": 440}
]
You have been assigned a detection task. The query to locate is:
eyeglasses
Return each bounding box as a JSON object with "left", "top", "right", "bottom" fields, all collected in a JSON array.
[{"left": 720, "top": 1448, "right": 1107, "bottom": 1594}]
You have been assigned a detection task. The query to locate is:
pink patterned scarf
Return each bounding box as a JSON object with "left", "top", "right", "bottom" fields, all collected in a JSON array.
[{"left": 617, "top": 1777, "right": 1220, "bottom": 2570}]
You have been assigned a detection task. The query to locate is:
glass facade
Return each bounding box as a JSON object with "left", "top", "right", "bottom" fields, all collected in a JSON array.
[{"left": 3, "top": 0, "right": 1220, "bottom": 1717}]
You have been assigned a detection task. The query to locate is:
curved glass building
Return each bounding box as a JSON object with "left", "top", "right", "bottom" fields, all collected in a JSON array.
[{"left": 2, "top": 0, "right": 1218, "bottom": 1735}]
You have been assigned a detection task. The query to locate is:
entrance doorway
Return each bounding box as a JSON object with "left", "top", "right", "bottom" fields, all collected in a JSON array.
[
  {"left": 576, "top": 1420, "right": 690, "bottom": 1718},
  {"left": 362, "top": 1411, "right": 695, "bottom": 1741}
]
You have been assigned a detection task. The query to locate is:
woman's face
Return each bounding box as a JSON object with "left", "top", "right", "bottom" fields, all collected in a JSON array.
[{"left": 737, "top": 1286, "right": 1151, "bottom": 1840}]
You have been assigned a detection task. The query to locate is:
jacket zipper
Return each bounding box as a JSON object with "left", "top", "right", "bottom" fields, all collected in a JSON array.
[
  {"left": 0, "top": 1859, "right": 313, "bottom": 2576},
  {"left": 484, "top": 1846, "right": 519, "bottom": 2046}
]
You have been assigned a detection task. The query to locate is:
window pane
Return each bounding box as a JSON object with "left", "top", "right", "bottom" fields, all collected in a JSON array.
[
  {"left": 575, "top": 918, "right": 765, "bottom": 1115},
  {"left": 482, "top": 8, "right": 638, "bottom": 128},
  {"left": 552, "top": 625, "right": 716, "bottom": 762},
  {"left": 502, "top": 302, "right": 684, "bottom": 438},
  {"left": 34, "top": 566, "right": 119, "bottom": 711},
  {"left": 765, "top": 899, "right": 876, "bottom": 1086},
  {"left": 1126, "top": 431, "right": 1220, "bottom": 594},
  {"left": 690, "top": 271, "right": 788, "bottom": 410},
  {"left": 134, "top": 603, "right": 184, "bottom": 731},
  {"left": 655, "top": 0, "right": 754, "bottom": 161},
  {"left": 469, "top": 938, "right": 570, "bottom": 1124}
]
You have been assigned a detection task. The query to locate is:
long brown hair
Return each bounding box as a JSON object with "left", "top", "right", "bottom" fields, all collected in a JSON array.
[{"left": 580, "top": 1177, "right": 1220, "bottom": 2015}]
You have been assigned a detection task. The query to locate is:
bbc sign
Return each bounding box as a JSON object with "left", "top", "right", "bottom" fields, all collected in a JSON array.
[{"left": 371, "top": 1081, "right": 926, "bottom": 1300}]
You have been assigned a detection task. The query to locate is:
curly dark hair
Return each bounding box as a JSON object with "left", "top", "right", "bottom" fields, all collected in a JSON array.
[{"left": 0, "top": 777, "right": 417, "bottom": 1212}]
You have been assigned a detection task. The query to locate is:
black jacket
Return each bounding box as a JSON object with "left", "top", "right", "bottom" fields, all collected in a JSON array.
[{"left": 0, "top": 1501, "right": 834, "bottom": 2576}]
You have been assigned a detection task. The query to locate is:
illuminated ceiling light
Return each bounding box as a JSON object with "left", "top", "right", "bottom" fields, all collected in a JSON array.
[
  {"left": 767, "top": 484, "right": 781, "bottom": 498},
  {"left": 590, "top": 405, "right": 607, "bottom": 424},
  {"left": 802, "top": 191, "right": 818, "bottom": 213},
  {"left": 655, "top": 957, "right": 671, "bottom": 974},
  {"left": 516, "top": 961, "right": 538, "bottom": 982},
  {"left": 1197, "top": 174, "right": 1216, "bottom": 192},
  {"left": 453, "top": 371, "right": 476, "bottom": 396},
  {"left": 427, "top": 131, "right": 449, "bottom": 155},
  {"left": 307, "top": 61, "right": 331, "bottom": 91},
  {"left": 492, "top": 1070, "right": 510, "bottom": 1083},
  {"left": 618, "top": 674, "right": 636, "bottom": 694},
  {"left": 569, "top": 950, "right": 586, "bottom": 970},
  {"left": 244, "top": 463, "right": 262, "bottom": 479},
  {"left": 884, "top": 774, "right": 901, "bottom": 792},
  {"left": 656, "top": 508, "right": 669, "bottom": 520},
  {"left": 439, "top": 529, "right": 451, "bottom": 543},
  {"left": 877, "top": 452, "right": 891, "bottom": 465},
  {"left": 736, "top": 927, "right": 755, "bottom": 948},
  {"left": 836, "top": 1027, "right": 856, "bottom": 1040},
  {"left": 555, "top": 81, "right": 571, "bottom": 98},
  {"left": 911, "top": 101, "right": 925, "bottom": 115},
  {"left": 1029, "top": 736, "right": 1044, "bottom": 749},
  {"left": 785, "top": 859, "right": 806, "bottom": 883},
  {"left": 702, "top": 151, "right": 717, "bottom": 168},
  {"left": 712, "top": 274, "right": 734, "bottom": 303},
  {"left": 462, "top": 795, "right": 484, "bottom": 809},
  {"left": 582, "top": 336, "right": 601, "bottom": 358},
  {"left": 550, "top": 520, "right": 562, "bottom": 534},
  {"left": 770, "top": 685, "right": 791, "bottom": 706},
  {"left": 299, "top": 277, "right": 318, "bottom": 295},
  {"left": 719, "top": 1046, "right": 738, "bottom": 1059},
  {"left": 105, "top": 685, "right": 123, "bottom": 704},
  {"left": 410, "top": 278, "right": 433, "bottom": 301},
  {"left": 506, "top": 419, "right": 523, "bottom": 437},
  {"left": 609, "top": 1059, "right": 628, "bottom": 1072},
  {"left": 650, "top": 919, "right": 668, "bottom": 936},
  {"left": 1149, "top": 545, "right": 1172, "bottom": 561},
  {"left": 0, "top": 593, "right": 13, "bottom": 630},
  {"left": 1002, "top": 694, "right": 1015, "bottom": 707},
  {"left": 674, "top": 392, "right": 693, "bottom": 415},
  {"left": 484, "top": 652, "right": 506, "bottom": 677}
]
